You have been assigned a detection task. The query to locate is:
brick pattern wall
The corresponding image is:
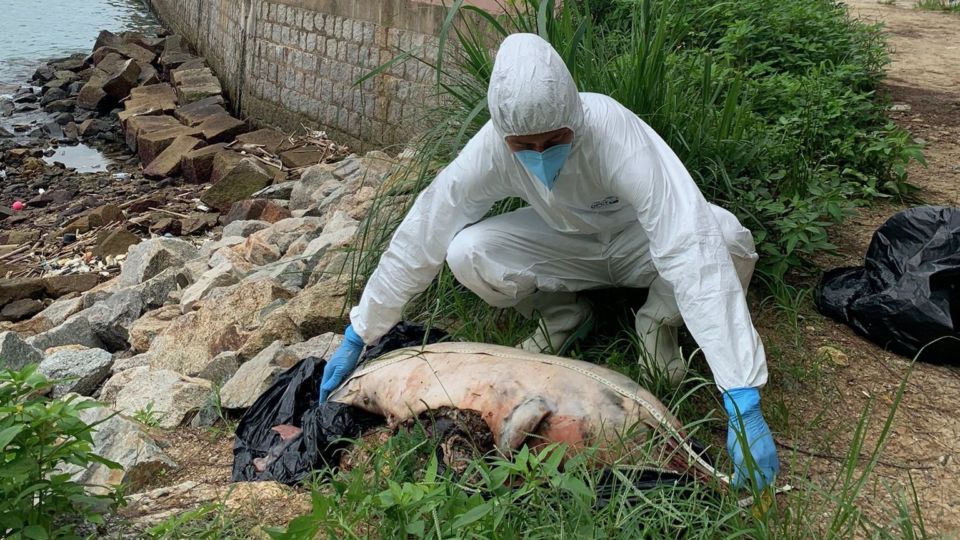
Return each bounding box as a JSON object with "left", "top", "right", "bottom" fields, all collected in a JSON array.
[
  {"left": 145, "top": 0, "right": 448, "bottom": 150},
  {"left": 202, "top": 0, "right": 249, "bottom": 106}
]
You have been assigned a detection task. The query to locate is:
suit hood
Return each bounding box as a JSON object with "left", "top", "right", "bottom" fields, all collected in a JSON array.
[{"left": 487, "top": 33, "right": 584, "bottom": 138}]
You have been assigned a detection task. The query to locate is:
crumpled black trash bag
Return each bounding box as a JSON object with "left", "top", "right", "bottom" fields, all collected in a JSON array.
[
  {"left": 232, "top": 322, "right": 449, "bottom": 484},
  {"left": 593, "top": 436, "right": 713, "bottom": 508},
  {"left": 814, "top": 206, "right": 960, "bottom": 363},
  {"left": 230, "top": 357, "right": 382, "bottom": 484},
  {"left": 359, "top": 322, "right": 449, "bottom": 361}
]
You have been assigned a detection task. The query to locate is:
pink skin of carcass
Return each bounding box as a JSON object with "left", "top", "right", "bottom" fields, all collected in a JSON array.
[{"left": 329, "top": 342, "right": 719, "bottom": 481}]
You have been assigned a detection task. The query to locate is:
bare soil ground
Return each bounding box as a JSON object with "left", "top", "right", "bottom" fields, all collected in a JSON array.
[{"left": 757, "top": 0, "right": 960, "bottom": 534}]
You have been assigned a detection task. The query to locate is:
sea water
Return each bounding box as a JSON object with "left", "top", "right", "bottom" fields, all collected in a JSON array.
[{"left": 0, "top": 0, "right": 160, "bottom": 91}]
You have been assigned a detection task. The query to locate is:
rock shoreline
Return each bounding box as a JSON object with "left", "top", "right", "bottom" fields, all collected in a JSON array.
[
  {"left": 0, "top": 26, "right": 414, "bottom": 530},
  {"left": 0, "top": 28, "right": 355, "bottom": 318}
]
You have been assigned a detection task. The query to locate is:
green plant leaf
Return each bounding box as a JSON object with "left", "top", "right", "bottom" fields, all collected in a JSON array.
[
  {"left": 22, "top": 525, "right": 49, "bottom": 540},
  {"left": 0, "top": 425, "right": 24, "bottom": 449},
  {"left": 451, "top": 502, "right": 492, "bottom": 528}
]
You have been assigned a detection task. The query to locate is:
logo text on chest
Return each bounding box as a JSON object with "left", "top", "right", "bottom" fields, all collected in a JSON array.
[{"left": 590, "top": 196, "right": 620, "bottom": 210}]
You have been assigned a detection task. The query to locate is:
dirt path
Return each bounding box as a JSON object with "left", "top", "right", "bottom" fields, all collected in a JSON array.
[
  {"left": 760, "top": 1, "right": 960, "bottom": 534},
  {"left": 834, "top": 0, "right": 959, "bottom": 263},
  {"left": 852, "top": 0, "right": 960, "bottom": 210}
]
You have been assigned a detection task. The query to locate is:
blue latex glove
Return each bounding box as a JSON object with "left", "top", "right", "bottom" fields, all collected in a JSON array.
[
  {"left": 318, "top": 325, "right": 365, "bottom": 404},
  {"left": 723, "top": 387, "right": 780, "bottom": 490}
]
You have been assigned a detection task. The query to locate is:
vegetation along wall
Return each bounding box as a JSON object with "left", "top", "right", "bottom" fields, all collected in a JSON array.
[{"left": 142, "top": 0, "right": 489, "bottom": 150}]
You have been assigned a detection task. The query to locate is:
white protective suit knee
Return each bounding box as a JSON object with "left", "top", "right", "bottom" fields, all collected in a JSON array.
[
  {"left": 445, "top": 207, "right": 599, "bottom": 353},
  {"left": 445, "top": 204, "right": 758, "bottom": 361},
  {"left": 349, "top": 33, "right": 768, "bottom": 391},
  {"left": 634, "top": 204, "right": 759, "bottom": 382}
]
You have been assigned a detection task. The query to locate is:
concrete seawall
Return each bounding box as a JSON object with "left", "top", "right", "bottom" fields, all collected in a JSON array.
[{"left": 143, "top": 0, "right": 483, "bottom": 150}]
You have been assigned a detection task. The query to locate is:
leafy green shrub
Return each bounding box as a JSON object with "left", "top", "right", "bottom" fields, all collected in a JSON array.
[{"left": 0, "top": 364, "right": 123, "bottom": 539}]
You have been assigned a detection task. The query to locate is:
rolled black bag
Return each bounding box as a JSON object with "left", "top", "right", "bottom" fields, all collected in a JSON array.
[
  {"left": 231, "top": 322, "right": 449, "bottom": 484},
  {"left": 814, "top": 206, "right": 960, "bottom": 363}
]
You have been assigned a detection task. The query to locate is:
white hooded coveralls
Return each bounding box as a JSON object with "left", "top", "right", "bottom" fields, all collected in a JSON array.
[{"left": 349, "top": 34, "right": 768, "bottom": 390}]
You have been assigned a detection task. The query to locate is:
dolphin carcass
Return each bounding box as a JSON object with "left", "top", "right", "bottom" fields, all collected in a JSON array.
[{"left": 329, "top": 342, "right": 728, "bottom": 486}]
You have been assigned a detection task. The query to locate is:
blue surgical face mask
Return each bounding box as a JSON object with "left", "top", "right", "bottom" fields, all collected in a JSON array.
[{"left": 514, "top": 143, "right": 572, "bottom": 190}]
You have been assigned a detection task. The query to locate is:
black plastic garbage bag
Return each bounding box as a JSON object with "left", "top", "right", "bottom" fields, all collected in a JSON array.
[
  {"left": 232, "top": 322, "right": 449, "bottom": 484},
  {"left": 360, "top": 322, "right": 449, "bottom": 360},
  {"left": 814, "top": 206, "right": 960, "bottom": 363},
  {"left": 230, "top": 356, "right": 383, "bottom": 484}
]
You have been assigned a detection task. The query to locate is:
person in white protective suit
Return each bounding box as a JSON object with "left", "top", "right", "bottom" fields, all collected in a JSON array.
[{"left": 319, "top": 33, "right": 779, "bottom": 489}]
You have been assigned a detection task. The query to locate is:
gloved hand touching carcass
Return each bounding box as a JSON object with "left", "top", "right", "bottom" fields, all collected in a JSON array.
[
  {"left": 724, "top": 387, "right": 779, "bottom": 490},
  {"left": 318, "top": 325, "right": 364, "bottom": 404}
]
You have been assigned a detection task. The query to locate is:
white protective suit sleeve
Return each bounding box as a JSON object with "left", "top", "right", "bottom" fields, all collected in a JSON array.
[
  {"left": 349, "top": 126, "right": 507, "bottom": 344},
  {"left": 352, "top": 32, "right": 767, "bottom": 391},
  {"left": 598, "top": 104, "right": 768, "bottom": 390}
]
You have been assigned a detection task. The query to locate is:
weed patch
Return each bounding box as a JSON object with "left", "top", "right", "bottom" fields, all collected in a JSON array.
[
  {"left": 134, "top": 401, "right": 165, "bottom": 428},
  {"left": 145, "top": 502, "right": 255, "bottom": 540},
  {"left": 0, "top": 365, "right": 125, "bottom": 538}
]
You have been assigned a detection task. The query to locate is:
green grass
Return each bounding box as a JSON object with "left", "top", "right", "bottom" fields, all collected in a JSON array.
[{"left": 145, "top": 501, "right": 255, "bottom": 540}]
